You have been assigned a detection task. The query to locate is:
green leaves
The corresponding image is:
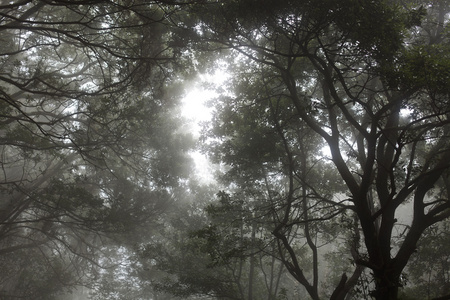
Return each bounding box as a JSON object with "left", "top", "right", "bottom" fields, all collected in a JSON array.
[
  {"left": 333, "top": 0, "right": 415, "bottom": 60},
  {"left": 190, "top": 0, "right": 450, "bottom": 299},
  {"left": 0, "top": 1, "right": 195, "bottom": 298},
  {"left": 402, "top": 219, "right": 450, "bottom": 299},
  {"left": 397, "top": 44, "right": 450, "bottom": 94}
]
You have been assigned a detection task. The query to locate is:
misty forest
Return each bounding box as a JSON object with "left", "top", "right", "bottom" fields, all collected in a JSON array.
[{"left": 0, "top": 1, "right": 449, "bottom": 300}]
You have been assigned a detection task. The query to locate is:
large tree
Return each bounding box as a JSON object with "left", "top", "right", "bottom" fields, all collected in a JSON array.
[
  {"left": 0, "top": 1, "right": 194, "bottom": 297},
  {"left": 190, "top": 0, "right": 450, "bottom": 299}
]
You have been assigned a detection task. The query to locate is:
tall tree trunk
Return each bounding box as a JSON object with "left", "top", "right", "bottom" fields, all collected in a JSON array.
[
  {"left": 372, "top": 269, "right": 399, "bottom": 300},
  {"left": 248, "top": 219, "right": 256, "bottom": 300}
]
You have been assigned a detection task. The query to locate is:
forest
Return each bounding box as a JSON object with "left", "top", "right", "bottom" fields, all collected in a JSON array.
[{"left": 0, "top": 0, "right": 449, "bottom": 299}]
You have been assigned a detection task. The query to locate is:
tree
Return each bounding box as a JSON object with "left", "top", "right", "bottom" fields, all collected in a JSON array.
[
  {"left": 122, "top": 181, "right": 226, "bottom": 300},
  {"left": 138, "top": 185, "right": 301, "bottom": 300},
  {"left": 0, "top": 1, "right": 194, "bottom": 297},
  {"left": 204, "top": 72, "right": 357, "bottom": 299},
  {"left": 189, "top": 0, "right": 450, "bottom": 299},
  {"left": 401, "top": 218, "right": 450, "bottom": 299}
]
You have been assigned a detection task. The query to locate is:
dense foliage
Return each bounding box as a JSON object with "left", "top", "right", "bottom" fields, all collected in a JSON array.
[
  {"left": 186, "top": 1, "right": 449, "bottom": 299},
  {"left": 0, "top": 0, "right": 448, "bottom": 300},
  {"left": 0, "top": 1, "right": 193, "bottom": 298}
]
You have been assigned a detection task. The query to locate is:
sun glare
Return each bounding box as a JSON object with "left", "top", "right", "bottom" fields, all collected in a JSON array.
[
  {"left": 182, "top": 87, "right": 215, "bottom": 134},
  {"left": 181, "top": 68, "right": 229, "bottom": 183},
  {"left": 181, "top": 69, "right": 229, "bottom": 135}
]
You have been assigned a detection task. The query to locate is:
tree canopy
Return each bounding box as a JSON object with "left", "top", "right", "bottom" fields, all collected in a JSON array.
[
  {"left": 0, "top": 0, "right": 449, "bottom": 299},
  {"left": 189, "top": 0, "right": 450, "bottom": 299},
  {"left": 0, "top": 1, "right": 194, "bottom": 298}
]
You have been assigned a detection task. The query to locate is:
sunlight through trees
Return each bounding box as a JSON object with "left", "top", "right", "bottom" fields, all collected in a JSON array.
[{"left": 0, "top": 1, "right": 449, "bottom": 299}]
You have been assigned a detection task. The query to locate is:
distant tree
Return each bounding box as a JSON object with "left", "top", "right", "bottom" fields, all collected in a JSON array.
[
  {"left": 137, "top": 184, "right": 302, "bottom": 300},
  {"left": 401, "top": 218, "right": 450, "bottom": 300},
  {"left": 187, "top": 0, "right": 450, "bottom": 299},
  {"left": 0, "top": 1, "right": 194, "bottom": 297}
]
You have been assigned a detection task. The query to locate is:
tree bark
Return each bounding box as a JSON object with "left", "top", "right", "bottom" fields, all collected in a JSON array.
[
  {"left": 248, "top": 219, "right": 256, "bottom": 300},
  {"left": 372, "top": 269, "right": 400, "bottom": 300}
]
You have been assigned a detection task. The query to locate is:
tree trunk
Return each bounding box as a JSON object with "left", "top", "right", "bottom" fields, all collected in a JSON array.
[
  {"left": 248, "top": 219, "right": 256, "bottom": 300},
  {"left": 372, "top": 269, "right": 400, "bottom": 300}
]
